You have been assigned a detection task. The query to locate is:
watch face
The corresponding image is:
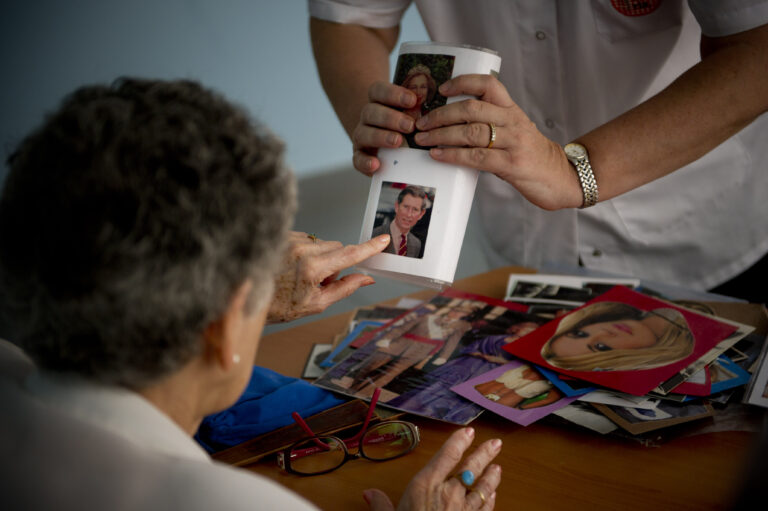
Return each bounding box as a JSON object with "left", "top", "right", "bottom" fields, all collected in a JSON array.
[{"left": 565, "top": 143, "right": 586, "bottom": 159}]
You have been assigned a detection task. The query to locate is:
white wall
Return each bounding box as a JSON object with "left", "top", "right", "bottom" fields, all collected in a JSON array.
[{"left": 0, "top": 1, "right": 428, "bottom": 184}]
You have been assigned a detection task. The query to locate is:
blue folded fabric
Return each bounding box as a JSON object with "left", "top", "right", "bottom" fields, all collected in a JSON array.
[{"left": 195, "top": 365, "right": 346, "bottom": 453}]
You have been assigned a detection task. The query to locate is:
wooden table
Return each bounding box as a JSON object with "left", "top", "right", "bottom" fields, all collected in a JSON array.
[{"left": 247, "top": 266, "right": 758, "bottom": 510}]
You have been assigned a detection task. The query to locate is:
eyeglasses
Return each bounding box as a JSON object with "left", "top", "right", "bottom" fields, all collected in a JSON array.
[{"left": 277, "top": 387, "right": 420, "bottom": 476}]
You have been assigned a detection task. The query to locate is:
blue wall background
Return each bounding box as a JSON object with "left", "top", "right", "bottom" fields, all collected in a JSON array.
[{"left": 0, "top": 1, "right": 428, "bottom": 184}]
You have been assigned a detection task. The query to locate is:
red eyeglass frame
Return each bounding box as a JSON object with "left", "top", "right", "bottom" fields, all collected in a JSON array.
[{"left": 277, "top": 387, "right": 420, "bottom": 476}]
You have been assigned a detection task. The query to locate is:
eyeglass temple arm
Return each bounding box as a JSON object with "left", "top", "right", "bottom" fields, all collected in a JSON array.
[
  {"left": 291, "top": 411, "right": 317, "bottom": 437},
  {"left": 290, "top": 387, "right": 382, "bottom": 444},
  {"left": 288, "top": 411, "right": 335, "bottom": 453},
  {"left": 346, "top": 387, "right": 381, "bottom": 443}
]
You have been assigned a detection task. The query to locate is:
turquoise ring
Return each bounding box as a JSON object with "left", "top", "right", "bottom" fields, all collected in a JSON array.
[{"left": 458, "top": 469, "right": 475, "bottom": 487}]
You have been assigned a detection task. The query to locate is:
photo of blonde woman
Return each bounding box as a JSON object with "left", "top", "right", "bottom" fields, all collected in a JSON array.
[{"left": 540, "top": 302, "right": 694, "bottom": 372}]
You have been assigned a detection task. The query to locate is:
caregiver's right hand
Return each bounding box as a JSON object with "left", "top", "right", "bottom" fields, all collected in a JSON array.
[{"left": 352, "top": 81, "right": 417, "bottom": 175}]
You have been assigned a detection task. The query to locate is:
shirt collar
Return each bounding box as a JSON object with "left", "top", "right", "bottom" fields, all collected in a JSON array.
[
  {"left": 389, "top": 219, "right": 406, "bottom": 242},
  {"left": 23, "top": 369, "right": 210, "bottom": 463}
]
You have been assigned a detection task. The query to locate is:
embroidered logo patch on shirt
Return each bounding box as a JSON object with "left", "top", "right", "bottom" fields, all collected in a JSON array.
[{"left": 610, "top": 0, "right": 661, "bottom": 16}]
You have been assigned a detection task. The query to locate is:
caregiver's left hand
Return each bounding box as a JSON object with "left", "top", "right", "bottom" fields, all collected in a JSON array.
[{"left": 413, "top": 74, "right": 583, "bottom": 211}]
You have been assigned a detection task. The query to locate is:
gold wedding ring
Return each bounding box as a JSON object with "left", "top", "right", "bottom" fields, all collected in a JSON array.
[
  {"left": 486, "top": 122, "right": 496, "bottom": 149},
  {"left": 470, "top": 488, "right": 486, "bottom": 506}
]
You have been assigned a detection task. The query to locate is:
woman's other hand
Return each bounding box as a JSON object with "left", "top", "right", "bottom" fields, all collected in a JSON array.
[
  {"left": 363, "top": 427, "right": 502, "bottom": 510},
  {"left": 267, "top": 232, "right": 390, "bottom": 323}
]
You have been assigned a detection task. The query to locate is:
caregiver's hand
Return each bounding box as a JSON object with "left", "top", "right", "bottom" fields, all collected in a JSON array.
[
  {"left": 415, "top": 74, "right": 583, "bottom": 211},
  {"left": 352, "top": 81, "right": 419, "bottom": 175},
  {"left": 363, "top": 427, "right": 502, "bottom": 511},
  {"left": 267, "top": 231, "right": 389, "bottom": 323}
]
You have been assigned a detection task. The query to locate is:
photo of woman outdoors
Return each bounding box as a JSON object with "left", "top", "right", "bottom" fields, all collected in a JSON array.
[
  {"left": 540, "top": 302, "right": 694, "bottom": 372},
  {"left": 392, "top": 53, "right": 454, "bottom": 149},
  {"left": 401, "top": 64, "right": 436, "bottom": 124}
]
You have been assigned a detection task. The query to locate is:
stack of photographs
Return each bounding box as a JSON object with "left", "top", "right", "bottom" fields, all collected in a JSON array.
[
  {"left": 311, "top": 274, "right": 768, "bottom": 440},
  {"left": 302, "top": 301, "right": 419, "bottom": 380},
  {"left": 504, "top": 273, "right": 641, "bottom": 318},
  {"left": 314, "top": 289, "right": 544, "bottom": 425}
]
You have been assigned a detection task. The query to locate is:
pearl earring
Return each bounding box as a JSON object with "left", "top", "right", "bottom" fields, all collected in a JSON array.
[{"left": 232, "top": 354, "right": 241, "bottom": 364}]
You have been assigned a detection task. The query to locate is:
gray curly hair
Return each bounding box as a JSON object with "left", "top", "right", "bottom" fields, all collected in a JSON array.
[{"left": 0, "top": 78, "right": 296, "bottom": 389}]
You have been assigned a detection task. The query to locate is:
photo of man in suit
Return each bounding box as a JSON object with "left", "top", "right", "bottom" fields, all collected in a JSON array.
[{"left": 372, "top": 184, "right": 429, "bottom": 258}]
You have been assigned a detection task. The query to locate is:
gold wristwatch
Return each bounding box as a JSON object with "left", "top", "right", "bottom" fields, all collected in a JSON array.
[{"left": 564, "top": 142, "right": 598, "bottom": 208}]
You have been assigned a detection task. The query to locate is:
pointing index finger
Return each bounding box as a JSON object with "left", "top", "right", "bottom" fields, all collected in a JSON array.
[{"left": 316, "top": 235, "right": 390, "bottom": 276}]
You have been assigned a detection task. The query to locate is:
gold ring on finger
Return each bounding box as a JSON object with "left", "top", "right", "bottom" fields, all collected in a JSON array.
[
  {"left": 486, "top": 122, "right": 496, "bottom": 149},
  {"left": 469, "top": 488, "right": 486, "bottom": 507}
]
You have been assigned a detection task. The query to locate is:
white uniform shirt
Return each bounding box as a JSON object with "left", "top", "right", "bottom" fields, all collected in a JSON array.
[
  {"left": 309, "top": 0, "right": 768, "bottom": 290},
  {"left": 494, "top": 365, "right": 553, "bottom": 398},
  {"left": 0, "top": 340, "right": 318, "bottom": 511}
]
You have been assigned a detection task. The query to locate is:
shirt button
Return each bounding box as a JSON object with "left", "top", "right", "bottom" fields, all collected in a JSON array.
[
  {"left": 592, "top": 249, "right": 603, "bottom": 257},
  {"left": 545, "top": 118, "right": 555, "bottom": 129},
  {"left": 535, "top": 30, "right": 547, "bottom": 40}
]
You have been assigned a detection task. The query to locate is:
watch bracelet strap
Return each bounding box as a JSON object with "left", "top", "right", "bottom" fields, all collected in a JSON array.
[{"left": 574, "top": 159, "right": 599, "bottom": 208}]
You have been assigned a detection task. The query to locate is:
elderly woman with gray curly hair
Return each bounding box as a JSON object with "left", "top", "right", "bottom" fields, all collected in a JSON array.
[{"left": 0, "top": 78, "right": 502, "bottom": 511}]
